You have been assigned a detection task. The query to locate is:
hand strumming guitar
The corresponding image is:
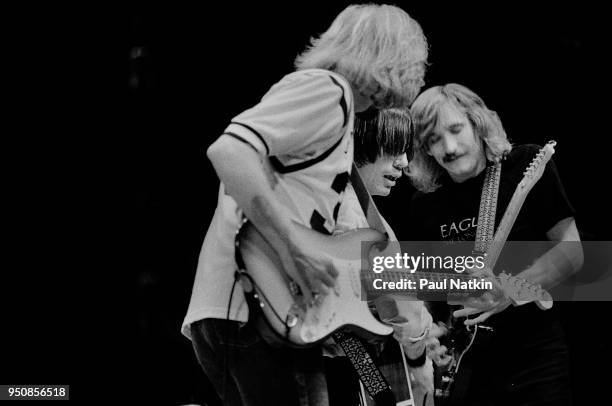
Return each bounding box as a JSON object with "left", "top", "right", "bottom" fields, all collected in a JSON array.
[
  {"left": 208, "top": 136, "right": 339, "bottom": 307},
  {"left": 377, "top": 299, "right": 441, "bottom": 393},
  {"left": 424, "top": 323, "right": 452, "bottom": 367},
  {"left": 407, "top": 323, "right": 453, "bottom": 394},
  {"left": 283, "top": 231, "right": 339, "bottom": 306},
  {"left": 449, "top": 265, "right": 511, "bottom": 326}
]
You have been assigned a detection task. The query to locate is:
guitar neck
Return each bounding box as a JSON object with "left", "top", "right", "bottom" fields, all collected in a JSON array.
[
  {"left": 486, "top": 142, "right": 556, "bottom": 270},
  {"left": 485, "top": 186, "right": 529, "bottom": 270}
]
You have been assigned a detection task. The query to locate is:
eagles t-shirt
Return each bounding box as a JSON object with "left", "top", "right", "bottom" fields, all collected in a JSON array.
[
  {"left": 406, "top": 144, "right": 574, "bottom": 243},
  {"left": 405, "top": 144, "right": 575, "bottom": 331}
]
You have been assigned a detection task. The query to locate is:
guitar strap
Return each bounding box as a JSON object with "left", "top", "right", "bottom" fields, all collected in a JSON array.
[
  {"left": 333, "top": 331, "right": 397, "bottom": 406},
  {"left": 474, "top": 162, "right": 502, "bottom": 255},
  {"left": 330, "top": 164, "right": 402, "bottom": 406},
  {"left": 349, "top": 163, "right": 397, "bottom": 239},
  {"left": 447, "top": 162, "right": 501, "bottom": 405}
]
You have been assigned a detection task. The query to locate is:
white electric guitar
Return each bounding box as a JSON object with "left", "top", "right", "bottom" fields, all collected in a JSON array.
[{"left": 238, "top": 223, "right": 551, "bottom": 347}]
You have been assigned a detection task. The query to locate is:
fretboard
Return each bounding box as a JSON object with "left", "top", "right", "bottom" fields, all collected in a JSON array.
[
  {"left": 485, "top": 186, "right": 529, "bottom": 270},
  {"left": 485, "top": 142, "right": 556, "bottom": 269}
]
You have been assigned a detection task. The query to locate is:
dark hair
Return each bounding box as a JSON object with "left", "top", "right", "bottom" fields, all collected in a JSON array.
[{"left": 354, "top": 107, "right": 413, "bottom": 166}]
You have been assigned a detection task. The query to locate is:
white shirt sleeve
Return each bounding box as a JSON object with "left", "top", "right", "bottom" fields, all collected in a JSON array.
[{"left": 224, "top": 71, "right": 349, "bottom": 157}]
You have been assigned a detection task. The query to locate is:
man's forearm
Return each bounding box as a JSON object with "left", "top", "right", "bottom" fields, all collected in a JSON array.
[
  {"left": 516, "top": 217, "right": 583, "bottom": 290},
  {"left": 517, "top": 241, "right": 583, "bottom": 290},
  {"left": 207, "top": 136, "right": 295, "bottom": 252}
]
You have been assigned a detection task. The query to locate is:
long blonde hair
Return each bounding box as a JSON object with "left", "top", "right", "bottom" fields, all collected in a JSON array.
[
  {"left": 295, "top": 4, "right": 428, "bottom": 108},
  {"left": 408, "top": 84, "right": 512, "bottom": 192}
]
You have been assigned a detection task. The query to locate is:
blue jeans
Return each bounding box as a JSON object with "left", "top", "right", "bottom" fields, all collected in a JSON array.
[{"left": 191, "top": 318, "right": 329, "bottom": 406}]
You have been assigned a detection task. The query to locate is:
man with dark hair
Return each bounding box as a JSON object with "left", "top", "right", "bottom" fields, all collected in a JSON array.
[{"left": 328, "top": 107, "right": 435, "bottom": 405}]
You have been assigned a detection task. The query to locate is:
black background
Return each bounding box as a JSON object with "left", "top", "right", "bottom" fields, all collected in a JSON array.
[
  {"left": 3, "top": 2, "right": 610, "bottom": 405},
  {"left": 129, "top": 3, "right": 608, "bottom": 404}
]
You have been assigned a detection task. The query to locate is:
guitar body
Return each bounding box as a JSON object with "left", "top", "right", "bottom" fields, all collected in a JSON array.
[
  {"left": 239, "top": 222, "right": 393, "bottom": 347},
  {"left": 239, "top": 218, "right": 551, "bottom": 405},
  {"left": 241, "top": 222, "right": 429, "bottom": 405},
  {"left": 429, "top": 309, "right": 483, "bottom": 406}
]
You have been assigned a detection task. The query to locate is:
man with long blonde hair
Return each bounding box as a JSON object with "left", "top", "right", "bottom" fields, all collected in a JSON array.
[
  {"left": 405, "top": 83, "right": 582, "bottom": 405},
  {"left": 182, "top": 5, "right": 428, "bottom": 405}
]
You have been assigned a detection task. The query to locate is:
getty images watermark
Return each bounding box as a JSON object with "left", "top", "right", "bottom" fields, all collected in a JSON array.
[{"left": 359, "top": 241, "right": 612, "bottom": 302}]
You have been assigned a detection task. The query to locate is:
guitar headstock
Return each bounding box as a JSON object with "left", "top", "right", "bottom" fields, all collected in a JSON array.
[
  {"left": 518, "top": 140, "right": 557, "bottom": 191},
  {"left": 497, "top": 272, "right": 553, "bottom": 310}
]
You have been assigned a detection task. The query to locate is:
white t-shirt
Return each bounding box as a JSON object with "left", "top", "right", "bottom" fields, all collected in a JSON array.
[{"left": 182, "top": 69, "right": 355, "bottom": 339}]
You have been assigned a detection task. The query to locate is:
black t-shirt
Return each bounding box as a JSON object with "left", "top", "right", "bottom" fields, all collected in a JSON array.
[
  {"left": 407, "top": 144, "right": 574, "bottom": 243},
  {"left": 405, "top": 144, "right": 575, "bottom": 333}
]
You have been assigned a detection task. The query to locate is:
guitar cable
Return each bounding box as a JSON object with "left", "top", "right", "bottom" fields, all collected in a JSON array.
[
  {"left": 453, "top": 324, "right": 478, "bottom": 378},
  {"left": 234, "top": 219, "right": 294, "bottom": 344},
  {"left": 222, "top": 273, "right": 239, "bottom": 405},
  {"left": 220, "top": 219, "right": 249, "bottom": 404},
  {"left": 222, "top": 218, "right": 294, "bottom": 405},
  {"left": 221, "top": 218, "right": 249, "bottom": 404}
]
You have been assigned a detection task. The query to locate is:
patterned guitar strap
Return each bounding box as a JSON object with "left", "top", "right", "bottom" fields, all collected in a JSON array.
[
  {"left": 330, "top": 164, "right": 397, "bottom": 406},
  {"left": 448, "top": 162, "right": 501, "bottom": 404},
  {"left": 474, "top": 162, "right": 502, "bottom": 256}
]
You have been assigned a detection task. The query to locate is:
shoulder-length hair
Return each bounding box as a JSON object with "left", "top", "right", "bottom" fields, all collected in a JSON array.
[
  {"left": 295, "top": 4, "right": 428, "bottom": 108},
  {"left": 354, "top": 107, "right": 412, "bottom": 166},
  {"left": 407, "top": 83, "right": 512, "bottom": 192}
]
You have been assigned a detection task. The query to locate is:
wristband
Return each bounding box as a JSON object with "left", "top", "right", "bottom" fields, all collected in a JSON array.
[{"left": 405, "top": 347, "right": 426, "bottom": 368}]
